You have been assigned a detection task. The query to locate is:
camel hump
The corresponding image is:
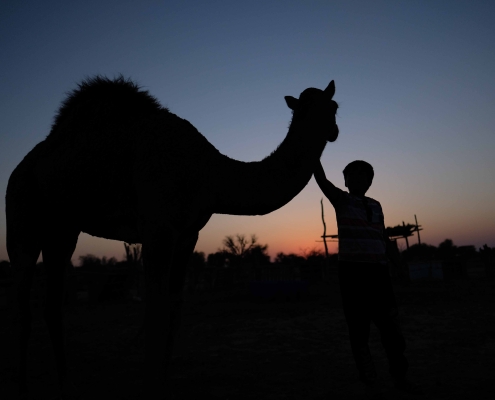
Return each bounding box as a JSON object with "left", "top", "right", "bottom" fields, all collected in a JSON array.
[{"left": 47, "top": 75, "right": 166, "bottom": 141}]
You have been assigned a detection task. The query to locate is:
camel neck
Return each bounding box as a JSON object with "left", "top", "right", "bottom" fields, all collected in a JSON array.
[{"left": 212, "top": 125, "right": 327, "bottom": 216}]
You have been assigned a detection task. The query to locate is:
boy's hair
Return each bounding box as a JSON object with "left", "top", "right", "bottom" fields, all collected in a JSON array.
[{"left": 343, "top": 160, "right": 374, "bottom": 183}]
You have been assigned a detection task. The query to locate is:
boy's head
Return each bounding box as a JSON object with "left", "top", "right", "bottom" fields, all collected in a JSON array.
[{"left": 343, "top": 160, "right": 374, "bottom": 196}]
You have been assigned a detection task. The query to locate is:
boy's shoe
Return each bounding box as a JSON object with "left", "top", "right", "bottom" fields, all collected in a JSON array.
[{"left": 393, "top": 378, "right": 424, "bottom": 395}]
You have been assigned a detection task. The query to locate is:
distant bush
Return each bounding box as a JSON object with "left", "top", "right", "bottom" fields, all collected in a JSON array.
[
  {"left": 78, "top": 254, "right": 123, "bottom": 271},
  {"left": 401, "top": 243, "right": 438, "bottom": 261}
]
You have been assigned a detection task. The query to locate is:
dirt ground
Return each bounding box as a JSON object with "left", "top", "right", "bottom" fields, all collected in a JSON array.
[{"left": 1, "top": 275, "right": 494, "bottom": 400}]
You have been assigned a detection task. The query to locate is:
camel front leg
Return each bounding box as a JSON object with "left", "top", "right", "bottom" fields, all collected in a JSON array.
[
  {"left": 163, "top": 233, "right": 199, "bottom": 367},
  {"left": 141, "top": 228, "right": 177, "bottom": 399},
  {"left": 126, "top": 233, "right": 198, "bottom": 359}
]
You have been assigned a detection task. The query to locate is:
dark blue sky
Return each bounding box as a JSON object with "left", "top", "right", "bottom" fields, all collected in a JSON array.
[{"left": 1, "top": 1, "right": 494, "bottom": 261}]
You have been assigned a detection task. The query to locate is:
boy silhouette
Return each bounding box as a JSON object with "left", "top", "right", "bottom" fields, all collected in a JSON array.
[{"left": 314, "top": 160, "right": 423, "bottom": 397}]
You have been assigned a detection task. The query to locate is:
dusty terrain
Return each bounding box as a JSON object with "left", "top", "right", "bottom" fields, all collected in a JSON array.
[{"left": 1, "top": 274, "right": 494, "bottom": 399}]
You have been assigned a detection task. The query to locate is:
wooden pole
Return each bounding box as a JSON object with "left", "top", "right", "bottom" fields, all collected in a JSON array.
[
  {"left": 321, "top": 199, "right": 330, "bottom": 259},
  {"left": 321, "top": 198, "right": 330, "bottom": 278},
  {"left": 415, "top": 214, "right": 421, "bottom": 245},
  {"left": 402, "top": 221, "right": 410, "bottom": 249}
]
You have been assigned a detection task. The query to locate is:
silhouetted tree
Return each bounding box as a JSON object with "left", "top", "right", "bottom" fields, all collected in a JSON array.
[
  {"left": 479, "top": 244, "right": 494, "bottom": 262},
  {"left": 188, "top": 251, "right": 206, "bottom": 269},
  {"left": 79, "top": 254, "right": 98, "bottom": 269},
  {"left": 401, "top": 243, "right": 438, "bottom": 261},
  {"left": 78, "top": 254, "right": 117, "bottom": 270},
  {"left": 207, "top": 251, "right": 229, "bottom": 268},
  {"left": 479, "top": 244, "right": 495, "bottom": 279},
  {"left": 302, "top": 248, "right": 327, "bottom": 266},
  {"left": 274, "top": 252, "right": 305, "bottom": 266},
  {"left": 243, "top": 245, "right": 271, "bottom": 266},
  {"left": 222, "top": 234, "right": 257, "bottom": 256},
  {"left": 221, "top": 234, "right": 270, "bottom": 266},
  {"left": 456, "top": 245, "right": 476, "bottom": 260},
  {"left": 438, "top": 239, "right": 457, "bottom": 260}
]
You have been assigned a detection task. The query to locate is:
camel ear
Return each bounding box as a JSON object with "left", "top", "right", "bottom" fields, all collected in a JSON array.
[
  {"left": 285, "top": 96, "right": 299, "bottom": 110},
  {"left": 324, "top": 80, "right": 335, "bottom": 98}
]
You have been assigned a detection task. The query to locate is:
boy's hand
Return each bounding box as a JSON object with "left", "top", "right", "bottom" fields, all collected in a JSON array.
[
  {"left": 313, "top": 161, "right": 327, "bottom": 183},
  {"left": 314, "top": 161, "right": 341, "bottom": 204}
]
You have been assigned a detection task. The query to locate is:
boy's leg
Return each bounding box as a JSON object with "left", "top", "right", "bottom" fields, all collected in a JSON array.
[
  {"left": 369, "top": 265, "right": 408, "bottom": 381},
  {"left": 338, "top": 263, "right": 377, "bottom": 384}
]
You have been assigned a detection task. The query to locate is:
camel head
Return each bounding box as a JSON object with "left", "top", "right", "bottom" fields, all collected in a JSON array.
[{"left": 284, "top": 80, "right": 339, "bottom": 142}]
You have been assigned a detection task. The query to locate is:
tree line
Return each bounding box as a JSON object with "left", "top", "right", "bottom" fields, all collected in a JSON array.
[
  {"left": 400, "top": 239, "right": 494, "bottom": 264},
  {"left": 0, "top": 236, "right": 493, "bottom": 279}
]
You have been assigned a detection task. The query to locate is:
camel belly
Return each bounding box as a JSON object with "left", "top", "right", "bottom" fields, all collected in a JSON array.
[{"left": 81, "top": 216, "right": 140, "bottom": 243}]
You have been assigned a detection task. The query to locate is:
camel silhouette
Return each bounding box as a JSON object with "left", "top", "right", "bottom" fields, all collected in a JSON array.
[{"left": 6, "top": 76, "right": 339, "bottom": 399}]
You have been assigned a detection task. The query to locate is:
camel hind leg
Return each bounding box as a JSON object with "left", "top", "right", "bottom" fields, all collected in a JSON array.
[{"left": 7, "top": 229, "right": 41, "bottom": 400}]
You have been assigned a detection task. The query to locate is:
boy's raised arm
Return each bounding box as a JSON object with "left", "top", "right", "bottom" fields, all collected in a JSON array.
[{"left": 314, "top": 161, "right": 341, "bottom": 204}]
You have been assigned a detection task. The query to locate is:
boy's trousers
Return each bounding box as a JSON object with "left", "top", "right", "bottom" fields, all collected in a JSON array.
[{"left": 338, "top": 261, "right": 408, "bottom": 383}]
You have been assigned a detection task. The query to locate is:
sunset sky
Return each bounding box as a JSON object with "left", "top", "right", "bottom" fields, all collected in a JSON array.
[{"left": 1, "top": 1, "right": 494, "bottom": 263}]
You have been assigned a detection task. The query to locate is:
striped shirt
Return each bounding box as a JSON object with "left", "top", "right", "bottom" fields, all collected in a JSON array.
[{"left": 330, "top": 188, "right": 387, "bottom": 264}]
